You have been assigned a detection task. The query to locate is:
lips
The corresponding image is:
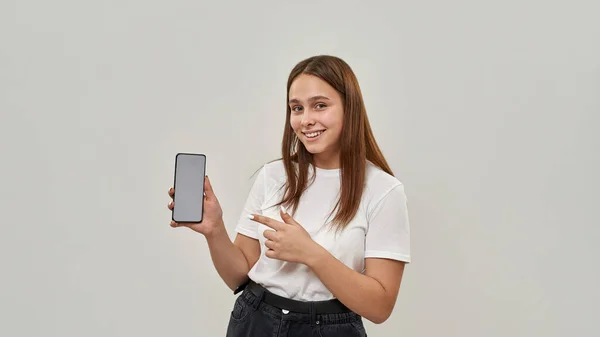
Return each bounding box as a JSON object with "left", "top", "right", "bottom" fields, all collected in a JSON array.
[
  {"left": 301, "top": 130, "right": 325, "bottom": 142},
  {"left": 304, "top": 130, "right": 325, "bottom": 138}
]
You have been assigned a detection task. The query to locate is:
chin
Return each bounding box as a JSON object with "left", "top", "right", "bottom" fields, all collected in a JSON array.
[{"left": 303, "top": 146, "right": 321, "bottom": 154}]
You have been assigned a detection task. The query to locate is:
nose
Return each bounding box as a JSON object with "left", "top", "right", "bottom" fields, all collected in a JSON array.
[{"left": 300, "top": 110, "right": 315, "bottom": 127}]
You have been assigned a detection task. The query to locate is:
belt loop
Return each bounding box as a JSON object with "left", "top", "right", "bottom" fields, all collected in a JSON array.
[
  {"left": 309, "top": 302, "right": 316, "bottom": 327},
  {"left": 250, "top": 285, "right": 265, "bottom": 311}
]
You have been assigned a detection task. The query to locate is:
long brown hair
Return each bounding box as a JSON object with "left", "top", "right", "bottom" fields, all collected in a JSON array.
[{"left": 277, "top": 55, "right": 394, "bottom": 232}]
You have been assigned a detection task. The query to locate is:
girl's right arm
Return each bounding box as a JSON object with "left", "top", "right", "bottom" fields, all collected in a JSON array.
[
  {"left": 204, "top": 224, "right": 261, "bottom": 291},
  {"left": 168, "top": 176, "right": 260, "bottom": 291}
]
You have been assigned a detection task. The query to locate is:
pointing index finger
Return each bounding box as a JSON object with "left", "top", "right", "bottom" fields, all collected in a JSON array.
[{"left": 247, "top": 214, "right": 283, "bottom": 231}]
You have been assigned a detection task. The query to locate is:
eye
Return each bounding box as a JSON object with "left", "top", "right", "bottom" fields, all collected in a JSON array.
[
  {"left": 315, "top": 103, "right": 327, "bottom": 109},
  {"left": 291, "top": 105, "right": 303, "bottom": 112}
]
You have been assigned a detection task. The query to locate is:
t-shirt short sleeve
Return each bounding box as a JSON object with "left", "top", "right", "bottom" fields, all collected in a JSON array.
[
  {"left": 234, "top": 165, "right": 267, "bottom": 239},
  {"left": 365, "top": 183, "right": 411, "bottom": 263}
]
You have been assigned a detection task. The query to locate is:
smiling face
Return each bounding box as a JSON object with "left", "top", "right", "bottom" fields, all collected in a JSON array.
[{"left": 288, "top": 74, "right": 344, "bottom": 169}]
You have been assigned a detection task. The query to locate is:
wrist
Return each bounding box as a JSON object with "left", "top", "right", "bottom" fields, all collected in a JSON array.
[
  {"left": 204, "top": 218, "right": 226, "bottom": 241},
  {"left": 304, "top": 242, "right": 328, "bottom": 269}
]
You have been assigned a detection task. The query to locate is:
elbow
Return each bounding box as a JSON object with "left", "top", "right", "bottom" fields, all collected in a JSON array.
[
  {"left": 363, "top": 287, "right": 400, "bottom": 324},
  {"left": 369, "top": 313, "right": 391, "bottom": 325},
  {"left": 366, "top": 307, "right": 393, "bottom": 325}
]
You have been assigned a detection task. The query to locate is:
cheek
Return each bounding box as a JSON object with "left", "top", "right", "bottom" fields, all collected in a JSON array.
[
  {"left": 322, "top": 113, "right": 343, "bottom": 132},
  {"left": 323, "top": 113, "right": 344, "bottom": 140},
  {"left": 289, "top": 116, "right": 301, "bottom": 131}
]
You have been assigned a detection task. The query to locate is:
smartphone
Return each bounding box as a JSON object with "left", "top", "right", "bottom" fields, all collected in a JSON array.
[{"left": 172, "top": 153, "right": 206, "bottom": 223}]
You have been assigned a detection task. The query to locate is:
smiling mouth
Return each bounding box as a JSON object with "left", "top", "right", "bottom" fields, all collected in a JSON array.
[{"left": 303, "top": 130, "right": 325, "bottom": 139}]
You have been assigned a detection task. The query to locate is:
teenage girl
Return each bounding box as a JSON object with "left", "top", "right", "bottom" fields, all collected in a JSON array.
[{"left": 168, "top": 55, "right": 410, "bottom": 337}]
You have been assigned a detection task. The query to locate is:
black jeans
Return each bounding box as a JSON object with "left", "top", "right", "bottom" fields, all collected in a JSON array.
[{"left": 226, "top": 282, "right": 368, "bottom": 337}]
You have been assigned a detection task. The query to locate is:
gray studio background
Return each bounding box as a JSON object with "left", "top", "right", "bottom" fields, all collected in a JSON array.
[{"left": 1, "top": 1, "right": 599, "bottom": 336}]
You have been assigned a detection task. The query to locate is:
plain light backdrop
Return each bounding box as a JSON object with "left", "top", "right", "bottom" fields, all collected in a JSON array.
[{"left": 1, "top": 1, "right": 599, "bottom": 336}]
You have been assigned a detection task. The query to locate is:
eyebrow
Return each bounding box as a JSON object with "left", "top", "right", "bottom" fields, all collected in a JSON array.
[{"left": 289, "top": 95, "right": 331, "bottom": 104}]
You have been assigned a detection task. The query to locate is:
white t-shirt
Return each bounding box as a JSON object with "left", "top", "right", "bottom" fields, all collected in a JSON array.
[{"left": 235, "top": 159, "right": 410, "bottom": 301}]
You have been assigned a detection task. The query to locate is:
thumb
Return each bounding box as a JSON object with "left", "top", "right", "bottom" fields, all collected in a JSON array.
[
  {"left": 280, "top": 206, "right": 296, "bottom": 225},
  {"left": 204, "top": 176, "right": 216, "bottom": 199}
]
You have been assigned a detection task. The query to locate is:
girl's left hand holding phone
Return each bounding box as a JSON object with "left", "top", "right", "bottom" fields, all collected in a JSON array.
[{"left": 168, "top": 176, "right": 225, "bottom": 237}]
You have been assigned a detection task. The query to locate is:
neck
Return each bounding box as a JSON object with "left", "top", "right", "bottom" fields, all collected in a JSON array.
[{"left": 312, "top": 151, "right": 341, "bottom": 170}]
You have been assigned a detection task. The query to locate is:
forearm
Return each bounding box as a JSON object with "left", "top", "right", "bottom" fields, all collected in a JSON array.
[
  {"left": 205, "top": 221, "right": 250, "bottom": 291},
  {"left": 306, "top": 248, "right": 393, "bottom": 324}
]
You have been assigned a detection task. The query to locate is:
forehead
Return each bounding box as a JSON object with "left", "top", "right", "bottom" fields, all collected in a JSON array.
[{"left": 289, "top": 74, "right": 338, "bottom": 99}]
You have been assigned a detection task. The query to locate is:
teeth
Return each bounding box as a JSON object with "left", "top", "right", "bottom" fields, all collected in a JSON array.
[{"left": 305, "top": 131, "right": 323, "bottom": 138}]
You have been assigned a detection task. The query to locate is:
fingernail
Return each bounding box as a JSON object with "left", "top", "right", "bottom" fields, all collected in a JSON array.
[
  {"left": 246, "top": 214, "right": 254, "bottom": 220},
  {"left": 280, "top": 206, "right": 287, "bottom": 214}
]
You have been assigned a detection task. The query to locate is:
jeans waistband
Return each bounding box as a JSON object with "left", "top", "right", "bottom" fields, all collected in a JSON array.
[{"left": 241, "top": 279, "right": 352, "bottom": 326}]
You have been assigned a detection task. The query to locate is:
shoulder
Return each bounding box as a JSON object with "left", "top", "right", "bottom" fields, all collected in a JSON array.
[
  {"left": 364, "top": 160, "right": 404, "bottom": 193},
  {"left": 363, "top": 161, "right": 406, "bottom": 209},
  {"left": 262, "top": 159, "right": 287, "bottom": 178},
  {"left": 254, "top": 159, "right": 288, "bottom": 189}
]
